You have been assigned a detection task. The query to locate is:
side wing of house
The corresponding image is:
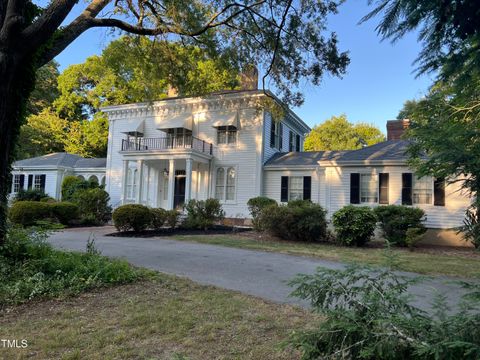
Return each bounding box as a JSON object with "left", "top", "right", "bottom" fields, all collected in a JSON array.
[{"left": 10, "top": 169, "right": 60, "bottom": 199}]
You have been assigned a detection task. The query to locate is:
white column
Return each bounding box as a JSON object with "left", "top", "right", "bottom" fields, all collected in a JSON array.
[
  {"left": 167, "top": 159, "right": 175, "bottom": 209},
  {"left": 136, "top": 160, "right": 144, "bottom": 204},
  {"left": 121, "top": 160, "right": 129, "bottom": 204},
  {"left": 185, "top": 158, "right": 193, "bottom": 203}
]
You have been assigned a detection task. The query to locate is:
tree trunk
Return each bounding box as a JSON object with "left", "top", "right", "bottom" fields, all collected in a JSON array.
[{"left": 0, "top": 49, "right": 31, "bottom": 245}]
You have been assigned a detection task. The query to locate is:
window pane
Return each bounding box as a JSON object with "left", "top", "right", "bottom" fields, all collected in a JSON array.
[
  {"left": 13, "top": 175, "right": 20, "bottom": 193},
  {"left": 226, "top": 167, "right": 235, "bottom": 200},
  {"left": 289, "top": 176, "right": 303, "bottom": 201},
  {"left": 413, "top": 176, "right": 432, "bottom": 204},
  {"left": 227, "top": 131, "right": 236, "bottom": 144},
  {"left": 218, "top": 130, "right": 226, "bottom": 144},
  {"left": 215, "top": 168, "right": 225, "bottom": 200},
  {"left": 360, "top": 174, "right": 377, "bottom": 203},
  {"left": 34, "top": 175, "right": 42, "bottom": 190}
]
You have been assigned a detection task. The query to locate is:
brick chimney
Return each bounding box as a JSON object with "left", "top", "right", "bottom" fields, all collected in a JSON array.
[
  {"left": 386, "top": 119, "right": 410, "bottom": 140},
  {"left": 240, "top": 65, "right": 258, "bottom": 90}
]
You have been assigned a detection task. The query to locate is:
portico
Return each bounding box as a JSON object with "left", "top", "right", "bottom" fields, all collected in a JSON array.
[{"left": 120, "top": 149, "right": 213, "bottom": 210}]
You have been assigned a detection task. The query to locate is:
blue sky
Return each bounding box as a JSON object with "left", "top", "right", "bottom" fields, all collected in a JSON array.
[{"left": 53, "top": 1, "right": 433, "bottom": 133}]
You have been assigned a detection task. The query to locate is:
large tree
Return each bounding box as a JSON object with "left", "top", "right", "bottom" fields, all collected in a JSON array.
[
  {"left": 304, "top": 115, "right": 385, "bottom": 151},
  {"left": 0, "top": 0, "right": 349, "bottom": 242}
]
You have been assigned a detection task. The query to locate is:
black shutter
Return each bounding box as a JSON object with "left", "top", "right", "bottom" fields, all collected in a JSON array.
[
  {"left": 434, "top": 177, "right": 445, "bottom": 206},
  {"left": 27, "top": 174, "right": 33, "bottom": 189},
  {"left": 402, "top": 173, "right": 413, "bottom": 205},
  {"left": 303, "top": 176, "right": 311, "bottom": 200},
  {"left": 278, "top": 123, "right": 283, "bottom": 150},
  {"left": 350, "top": 173, "right": 360, "bottom": 204},
  {"left": 19, "top": 174, "right": 25, "bottom": 190},
  {"left": 289, "top": 131, "right": 294, "bottom": 152},
  {"left": 270, "top": 121, "right": 276, "bottom": 147},
  {"left": 281, "top": 176, "right": 289, "bottom": 202},
  {"left": 379, "top": 173, "right": 389, "bottom": 204},
  {"left": 40, "top": 174, "right": 46, "bottom": 191},
  {"left": 296, "top": 134, "right": 300, "bottom": 152}
]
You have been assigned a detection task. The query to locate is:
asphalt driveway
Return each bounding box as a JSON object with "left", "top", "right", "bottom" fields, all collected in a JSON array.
[{"left": 48, "top": 227, "right": 472, "bottom": 312}]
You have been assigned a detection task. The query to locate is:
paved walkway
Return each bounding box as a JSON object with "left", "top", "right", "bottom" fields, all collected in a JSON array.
[{"left": 48, "top": 227, "right": 472, "bottom": 312}]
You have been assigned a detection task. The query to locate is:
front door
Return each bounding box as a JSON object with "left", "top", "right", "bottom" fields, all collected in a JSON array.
[{"left": 174, "top": 172, "right": 186, "bottom": 208}]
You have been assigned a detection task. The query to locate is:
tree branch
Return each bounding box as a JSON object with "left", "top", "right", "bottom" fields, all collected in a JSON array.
[{"left": 0, "top": 0, "right": 27, "bottom": 44}]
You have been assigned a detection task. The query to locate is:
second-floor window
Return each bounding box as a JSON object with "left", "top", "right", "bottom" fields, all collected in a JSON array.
[
  {"left": 217, "top": 126, "right": 237, "bottom": 145},
  {"left": 288, "top": 132, "right": 301, "bottom": 152},
  {"left": 270, "top": 121, "right": 283, "bottom": 150}
]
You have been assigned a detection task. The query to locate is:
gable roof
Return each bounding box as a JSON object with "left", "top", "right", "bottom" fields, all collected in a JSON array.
[
  {"left": 13, "top": 153, "right": 106, "bottom": 169},
  {"left": 329, "top": 140, "right": 412, "bottom": 164},
  {"left": 264, "top": 140, "right": 414, "bottom": 168},
  {"left": 264, "top": 150, "right": 349, "bottom": 167}
]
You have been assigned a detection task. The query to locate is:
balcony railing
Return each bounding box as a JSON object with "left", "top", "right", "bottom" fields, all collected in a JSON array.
[{"left": 121, "top": 136, "right": 213, "bottom": 155}]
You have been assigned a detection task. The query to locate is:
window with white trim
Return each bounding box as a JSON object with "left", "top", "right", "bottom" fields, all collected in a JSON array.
[
  {"left": 34, "top": 175, "right": 42, "bottom": 190},
  {"left": 13, "top": 175, "right": 21, "bottom": 193},
  {"left": 413, "top": 176, "right": 433, "bottom": 204},
  {"left": 289, "top": 176, "right": 303, "bottom": 200},
  {"left": 215, "top": 167, "right": 236, "bottom": 202},
  {"left": 217, "top": 126, "right": 237, "bottom": 145},
  {"left": 360, "top": 174, "right": 377, "bottom": 203},
  {"left": 126, "top": 168, "right": 137, "bottom": 200}
]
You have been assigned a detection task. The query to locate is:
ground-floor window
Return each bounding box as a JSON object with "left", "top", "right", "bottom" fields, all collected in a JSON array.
[
  {"left": 126, "top": 168, "right": 137, "bottom": 200},
  {"left": 215, "top": 166, "right": 236, "bottom": 202},
  {"left": 13, "top": 175, "right": 22, "bottom": 193},
  {"left": 288, "top": 176, "right": 303, "bottom": 200},
  {"left": 360, "top": 173, "right": 377, "bottom": 203},
  {"left": 33, "top": 175, "right": 46, "bottom": 191},
  {"left": 413, "top": 176, "right": 433, "bottom": 204}
]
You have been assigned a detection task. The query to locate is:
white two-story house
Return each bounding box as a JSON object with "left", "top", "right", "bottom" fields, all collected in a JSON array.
[{"left": 102, "top": 89, "right": 310, "bottom": 217}]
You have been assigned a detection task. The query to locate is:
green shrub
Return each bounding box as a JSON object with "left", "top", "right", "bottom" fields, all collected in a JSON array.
[
  {"left": 9, "top": 201, "right": 79, "bottom": 227},
  {"left": 61, "top": 175, "right": 98, "bottom": 202},
  {"left": 374, "top": 205, "right": 426, "bottom": 246},
  {"left": 112, "top": 204, "right": 152, "bottom": 232},
  {"left": 165, "top": 210, "right": 180, "bottom": 229},
  {"left": 332, "top": 205, "right": 377, "bottom": 246},
  {"left": 260, "top": 201, "right": 328, "bottom": 242},
  {"left": 405, "top": 227, "right": 427, "bottom": 249},
  {"left": 50, "top": 202, "right": 79, "bottom": 225},
  {"left": 9, "top": 201, "right": 53, "bottom": 226},
  {"left": 14, "top": 188, "right": 50, "bottom": 202},
  {"left": 72, "top": 188, "right": 112, "bottom": 225},
  {"left": 184, "top": 199, "right": 225, "bottom": 230},
  {"left": 289, "top": 263, "right": 480, "bottom": 360},
  {"left": 0, "top": 228, "right": 145, "bottom": 307},
  {"left": 247, "top": 196, "right": 277, "bottom": 231},
  {"left": 150, "top": 208, "right": 167, "bottom": 230}
]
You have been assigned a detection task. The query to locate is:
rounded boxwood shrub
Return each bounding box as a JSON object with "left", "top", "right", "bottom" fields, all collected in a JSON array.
[
  {"left": 374, "top": 205, "right": 426, "bottom": 247},
  {"left": 150, "top": 208, "right": 167, "bottom": 230},
  {"left": 9, "top": 201, "right": 53, "bottom": 226},
  {"left": 247, "top": 196, "right": 277, "bottom": 231},
  {"left": 259, "top": 200, "right": 328, "bottom": 242},
  {"left": 184, "top": 198, "right": 225, "bottom": 230},
  {"left": 112, "top": 204, "right": 152, "bottom": 232},
  {"left": 50, "top": 202, "right": 80, "bottom": 225},
  {"left": 332, "top": 205, "right": 377, "bottom": 246}
]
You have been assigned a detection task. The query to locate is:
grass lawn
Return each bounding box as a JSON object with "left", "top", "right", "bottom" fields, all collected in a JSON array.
[
  {"left": 172, "top": 233, "right": 480, "bottom": 278},
  {"left": 0, "top": 273, "right": 317, "bottom": 360}
]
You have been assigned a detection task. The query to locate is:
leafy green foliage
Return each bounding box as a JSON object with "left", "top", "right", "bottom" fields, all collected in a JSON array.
[
  {"left": 304, "top": 115, "right": 385, "bottom": 151},
  {"left": 289, "top": 263, "right": 480, "bottom": 359},
  {"left": 164, "top": 210, "right": 180, "bottom": 229},
  {"left": 112, "top": 204, "right": 152, "bottom": 232},
  {"left": 9, "top": 201, "right": 79, "bottom": 226},
  {"left": 26, "top": 61, "right": 60, "bottom": 116},
  {"left": 0, "top": 228, "right": 144, "bottom": 307},
  {"left": 332, "top": 205, "right": 377, "bottom": 246},
  {"left": 259, "top": 200, "right": 328, "bottom": 242},
  {"left": 61, "top": 176, "right": 99, "bottom": 202},
  {"left": 184, "top": 199, "right": 225, "bottom": 230},
  {"left": 461, "top": 200, "right": 480, "bottom": 249},
  {"left": 150, "top": 208, "right": 167, "bottom": 230},
  {"left": 13, "top": 188, "right": 50, "bottom": 202},
  {"left": 405, "top": 227, "right": 426, "bottom": 249},
  {"left": 374, "top": 205, "right": 426, "bottom": 247},
  {"left": 71, "top": 188, "right": 112, "bottom": 225},
  {"left": 247, "top": 196, "right": 277, "bottom": 231}
]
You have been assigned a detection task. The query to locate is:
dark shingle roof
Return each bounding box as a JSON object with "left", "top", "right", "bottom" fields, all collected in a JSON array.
[
  {"left": 332, "top": 140, "right": 411, "bottom": 163},
  {"left": 13, "top": 153, "right": 106, "bottom": 169},
  {"left": 265, "top": 150, "right": 348, "bottom": 167},
  {"left": 74, "top": 158, "right": 107, "bottom": 168},
  {"left": 264, "top": 140, "right": 413, "bottom": 167}
]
